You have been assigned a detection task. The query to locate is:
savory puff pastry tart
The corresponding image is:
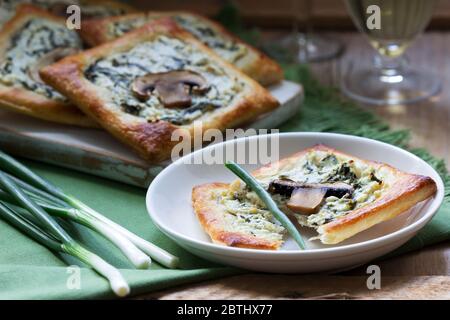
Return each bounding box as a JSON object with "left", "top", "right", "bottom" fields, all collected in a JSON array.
[
  {"left": 192, "top": 145, "right": 437, "bottom": 249},
  {"left": 40, "top": 18, "right": 280, "bottom": 163},
  {"left": 0, "top": 4, "right": 95, "bottom": 127},
  {"left": 78, "top": 11, "right": 284, "bottom": 86}
]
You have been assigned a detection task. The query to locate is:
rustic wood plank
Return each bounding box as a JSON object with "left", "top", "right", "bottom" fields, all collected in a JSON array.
[{"left": 148, "top": 275, "right": 450, "bottom": 299}]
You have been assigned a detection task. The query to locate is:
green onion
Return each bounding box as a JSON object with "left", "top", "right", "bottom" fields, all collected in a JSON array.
[
  {"left": 0, "top": 151, "right": 67, "bottom": 199},
  {"left": 5, "top": 172, "right": 69, "bottom": 208},
  {"left": 62, "top": 242, "right": 129, "bottom": 297},
  {"left": 2, "top": 199, "right": 151, "bottom": 270},
  {"left": 69, "top": 199, "right": 179, "bottom": 269},
  {"left": 0, "top": 177, "right": 151, "bottom": 269},
  {"left": 225, "top": 161, "right": 306, "bottom": 250},
  {"left": 0, "top": 171, "right": 71, "bottom": 242},
  {"left": 0, "top": 202, "right": 60, "bottom": 251},
  {"left": 0, "top": 150, "right": 179, "bottom": 269},
  {"left": 0, "top": 201, "right": 129, "bottom": 297},
  {"left": 0, "top": 172, "right": 130, "bottom": 297},
  {"left": 50, "top": 207, "right": 151, "bottom": 269}
]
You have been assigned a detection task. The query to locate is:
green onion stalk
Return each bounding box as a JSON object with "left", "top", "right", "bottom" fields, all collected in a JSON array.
[
  {"left": 0, "top": 193, "right": 151, "bottom": 270},
  {"left": 225, "top": 161, "right": 306, "bottom": 250},
  {"left": 69, "top": 199, "right": 179, "bottom": 268},
  {"left": 0, "top": 172, "right": 130, "bottom": 297},
  {"left": 0, "top": 150, "right": 179, "bottom": 269}
]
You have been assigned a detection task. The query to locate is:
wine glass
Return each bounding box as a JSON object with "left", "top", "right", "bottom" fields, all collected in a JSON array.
[
  {"left": 281, "top": 0, "right": 343, "bottom": 63},
  {"left": 341, "top": 0, "right": 441, "bottom": 105}
]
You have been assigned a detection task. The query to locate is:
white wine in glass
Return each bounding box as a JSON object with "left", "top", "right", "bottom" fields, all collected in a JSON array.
[{"left": 342, "top": 0, "right": 441, "bottom": 105}]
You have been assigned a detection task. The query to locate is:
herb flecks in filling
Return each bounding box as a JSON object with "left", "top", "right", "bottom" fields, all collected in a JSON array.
[
  {"left": 173, "top": 15, "right": 248, "bottom": 64},
  {"left": 222, "top": 151, "right": 386, "bottom": 233},
  {"left": 109, "top": 14, "right": 248, "bottom": 65},
  {"left": 0, "top": 18, "right": 82, "bottom": 99},
  {"left": 109, "top": 16, "right": 149, "bottom": 37},
  {"left": 215, "top": 189, "right": 286, "bottom": 243},
  {"left": 85, "top": 36, "right": 244, "bottom": 125}
]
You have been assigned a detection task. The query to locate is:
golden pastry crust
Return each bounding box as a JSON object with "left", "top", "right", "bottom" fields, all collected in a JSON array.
[
  {"left": 78, "top": 11, "right": 284, "bottom": 86},
  {"left": 40, "top": 18, "right": 280, "bottom": 163},
  {"left": 192, "top": 183, "right": 282, "bottom": 250},
  {"left": 192, "top": 144, "right": 437, "bottom": 249},
  {"left": 0, "top": 5, "right": 95, "bottom": 127}
]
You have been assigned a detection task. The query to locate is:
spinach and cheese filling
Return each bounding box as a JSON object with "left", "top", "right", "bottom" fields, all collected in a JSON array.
[
  {"left": 85, "top": 35, "right": 245, "bottom": 125},
  {"left": 213, "top": 189, "right": 286, "bottom": 243},
  {"left": 109, "top": 15, "right": 149, "bottom": 38},
  {"left": 173, "top": 15, "right": 248, "bottom": 64},
  {"left": 223, "top": 151, "right": 386, "bottom": 233},
  {"left": 108, "top": 14, "right": 248, "bottom": 65},
  {"left": 0, "top": 18, "right": 82, "bottom": 99}
]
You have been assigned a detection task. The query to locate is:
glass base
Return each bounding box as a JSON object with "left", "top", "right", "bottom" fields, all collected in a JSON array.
[
  {"left": 280, "top": 33, "right": 343, "bottom": 63},
  {"left": 341, "top": 62, "right": 442, "bottom": 105}
]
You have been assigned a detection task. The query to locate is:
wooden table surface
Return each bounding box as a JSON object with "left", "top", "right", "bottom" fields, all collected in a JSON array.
[{"left": 146, "top": 32, "right": 450, "bottom": 300}]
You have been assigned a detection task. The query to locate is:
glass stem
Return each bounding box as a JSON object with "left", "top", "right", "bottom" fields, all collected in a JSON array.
[
  {"left": 301, "top": 0, "right": 313, "bottom": 61},
  {"left": 373, "top": 54, "right": 408, "bottom": 83}
]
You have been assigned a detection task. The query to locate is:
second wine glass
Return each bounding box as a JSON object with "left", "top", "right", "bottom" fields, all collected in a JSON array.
[
  {"left": 281, "top": 0, "right": 343, "bottom": 63},
  {"left": 341, "top": 0, "right": 441, "bottom": 105}
]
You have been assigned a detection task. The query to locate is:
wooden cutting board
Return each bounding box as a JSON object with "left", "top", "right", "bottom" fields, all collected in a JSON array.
[{"left": 0, "top": 80, "right": 303, "bottom": 188}]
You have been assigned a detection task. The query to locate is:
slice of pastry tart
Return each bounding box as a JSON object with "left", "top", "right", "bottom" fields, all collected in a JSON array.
[
  {"left": 40, "top": 18, "right": 280, "bottom": 163},
  {"left": 79, "top": 11, "right": 284, "bottom": 86},
  {"left": 0, "top": 4, "right": 95, "bottom": 127},
  {"left": 192, "top": 145, "right": 437, "bottom": 249}
]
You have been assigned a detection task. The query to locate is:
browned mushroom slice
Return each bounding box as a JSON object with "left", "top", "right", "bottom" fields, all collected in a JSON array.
[
  {"left": 269, "top": 179, "right": 354, "bottom": 198},
  {"left": 287, "top": 188, "right": 327, "bottom": 214},
  {"left": 131, "top": 70, "right": 209, "bottom": 109},
  {"left": 30, "top": 48, "right": 79, "bottom": 83},
  {"left": 323, "top": 182, "right": 354, "bottom": 197},
  {"left": 268, "top": 179, "right": 302, "bottom": 196}
]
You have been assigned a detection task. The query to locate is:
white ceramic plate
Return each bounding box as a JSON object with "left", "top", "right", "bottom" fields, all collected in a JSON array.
[{"left": 146, "top": 133, "right": 444, "bottom": 273}]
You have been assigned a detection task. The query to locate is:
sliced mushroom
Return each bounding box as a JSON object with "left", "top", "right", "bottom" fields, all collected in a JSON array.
[
  {"left": 270, "top": 179, "right": 354, "bottom": 215},
  {"left": 268, "top": 179, "right": 302, "bottom": 197},
  {"left": 29, "top": 47, "right": 79, "bottom": 83},
  {"left": 322, "top": 182, "right": 355, "bottom": 197},
  {"left": 287, "top": 188, "right": 327, "bottom": 215},
  {"left": 131, "top": 70, "right": 209, "bottom": 109},
  {"left": 268, "top": 179, "right": 354, "bottom": 198}
]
